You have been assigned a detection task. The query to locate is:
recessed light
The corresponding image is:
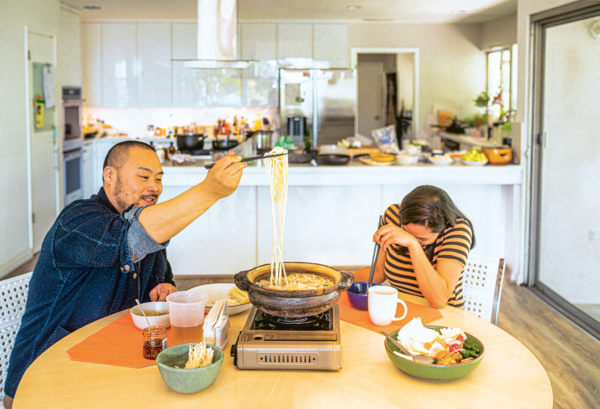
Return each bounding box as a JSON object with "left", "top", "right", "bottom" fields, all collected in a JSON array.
[
  {"left": 362, "top": 18, "right": 395, "bottom": 22},
  {"left": 82, "top": 5, "right": 103, "bottom": 10},
  {"left": 346, "top": 5, "right": 362, "bottom": 10}
]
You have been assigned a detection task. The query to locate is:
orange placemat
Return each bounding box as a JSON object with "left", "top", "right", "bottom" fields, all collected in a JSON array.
[
  {"left": 67, "top": 313, "right": 174, "bottom": 368},
  {"left": 338, "top": 292, "right": 443, "bottom": 333}
]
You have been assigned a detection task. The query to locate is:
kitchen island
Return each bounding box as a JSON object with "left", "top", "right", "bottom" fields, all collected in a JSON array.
[{"left": 159, "top": 159, "right": 524, "bottom": 280}]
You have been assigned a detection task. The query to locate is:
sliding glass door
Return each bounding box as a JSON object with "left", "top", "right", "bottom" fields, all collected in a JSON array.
[{"left": 532, "top": 6, "right": 600, "bottom": 338}]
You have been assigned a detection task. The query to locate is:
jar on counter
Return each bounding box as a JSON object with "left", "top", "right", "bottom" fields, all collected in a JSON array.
[{"left": 142, "top": 326, "right": 167, "bottom": 360}]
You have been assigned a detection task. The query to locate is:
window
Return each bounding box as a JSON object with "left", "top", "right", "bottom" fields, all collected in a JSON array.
[{"left": 486, "top": 44, "right": 518, "bottom": 119}]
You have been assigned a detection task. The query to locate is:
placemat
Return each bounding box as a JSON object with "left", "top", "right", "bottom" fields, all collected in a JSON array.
[
  {"left": 338, "top": 292, "right": 443, "bottom": 333},
  {"left": 67, "top": 313, "right": 175, "bottom": 368}
]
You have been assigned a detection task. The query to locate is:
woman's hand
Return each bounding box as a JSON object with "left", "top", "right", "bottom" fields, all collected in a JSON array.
[{"left": 374, "top": 224, "right": 418, "bottom": 253}]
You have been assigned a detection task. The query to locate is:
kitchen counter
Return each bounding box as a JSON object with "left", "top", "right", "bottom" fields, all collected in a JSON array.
[
  {"left": 158, "top": 159, "right": 523, "bottom": 281},
  {"left": 82, "top": 138, "right": 524, "bottom": 281}
]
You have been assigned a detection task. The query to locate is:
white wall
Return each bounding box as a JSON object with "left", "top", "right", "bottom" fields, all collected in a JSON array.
[
  {"left": 481, "top": 13, "right": 517, "bottom": 50},
  {"left": 59, "top": 4, "right": 82, "bottom": 87},
  {"left": 0, "top": 0, "right": 62, "bottom": 278},
  {"left": 349, "top": 23, "right": 486, "bottom": 138},
  {"left": 397, "top": 53, "right": 414, "bottom": 112}
]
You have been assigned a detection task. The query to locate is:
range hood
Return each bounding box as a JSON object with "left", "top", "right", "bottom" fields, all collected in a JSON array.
[{"left": 182, "top": 0, "right": 254, "bottom": 70}]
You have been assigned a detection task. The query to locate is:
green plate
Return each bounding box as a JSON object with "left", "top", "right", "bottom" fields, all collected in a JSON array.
[
  {"left": 384, "top": 325, "right": 485, "bottom": 380},
  {"left": 156, "top": 343, "right": 224, "bottom": 394}
]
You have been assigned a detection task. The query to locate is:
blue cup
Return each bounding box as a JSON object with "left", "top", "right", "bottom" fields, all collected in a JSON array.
[{"left": 347, "top": 282, "right": 383, "bottom": 310}]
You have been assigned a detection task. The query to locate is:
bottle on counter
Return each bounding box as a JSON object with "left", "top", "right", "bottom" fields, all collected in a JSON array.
[
  {"left": 304, "top": 128, "right": 312, "bottom": 152},
  {"left": 254, "top": 113, "right": 262, "bottom": 131},
  {"left": 149, "top": 142, "right": 156, "bottom": 151},
  {"left": 168, "top": 142, "right": 176, "bottom": 158}
]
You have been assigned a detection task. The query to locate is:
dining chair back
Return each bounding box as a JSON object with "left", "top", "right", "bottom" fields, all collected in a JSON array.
[
  {"left": 462, "top": 255, "right": 505, "bottom": 325},
  {"left": 0, "top": 272, "right": 33, "bottom": 401}
]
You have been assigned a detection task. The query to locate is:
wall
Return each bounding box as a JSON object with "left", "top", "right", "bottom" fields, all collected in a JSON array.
[
  {"left": 481, "top": 13, "right": 517, "bottom": 50},
  {"left": 0, "top": 0, "right": 62, "bottom": 278},
  {"left": 397, "top": 53, "right": 414, "bottom": 112},
  {"left": 349, "top": 23, "right": 486, "bottom": 138}
]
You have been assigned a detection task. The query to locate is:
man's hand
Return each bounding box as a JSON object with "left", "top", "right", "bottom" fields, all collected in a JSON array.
[
  {"left": 374, "top": 224, "right": 418, "bottom": 253},
  {"left": 149, "top": 283, "right": 178, "bottom": 301},
  {"left": 203, "top": 151, "right": 247, "bottom": 200}
]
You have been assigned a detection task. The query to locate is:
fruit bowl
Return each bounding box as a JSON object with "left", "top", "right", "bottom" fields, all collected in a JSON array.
[{"left": 461, "top": 159, "right": 488, "bottom": 166}]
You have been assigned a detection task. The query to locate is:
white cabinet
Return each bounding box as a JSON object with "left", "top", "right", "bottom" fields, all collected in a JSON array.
[
  {"left": 172, "top": 23, "right": 197, "bottom": 60},
  {"left": 137, "top": 23, "right": 172, "bottom": 107},
  {"left": 81, "top": 23, "right": 103, "bottom": 107},
  {"left": 102, "top": 24, "right": 138, "bottom": 107},
  {"left": 241, "top": 23, "right": 276, "bottom": 61},
  {"left": 277, "top": 23, "right": 313, "bottom": 65},
  {"left": 59, "top": 8, "right": 82, "bottom": 87},
  {"left": 82, "top": 142, "right": 95, "bottom": 199},
  {"left": 313, "top": 24, "right": 349, "bottom": 68}
]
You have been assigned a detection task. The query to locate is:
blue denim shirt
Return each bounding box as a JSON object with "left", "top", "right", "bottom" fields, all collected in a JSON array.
[{"left": 4, "top": 188, "right": 174, "bottom": 398}]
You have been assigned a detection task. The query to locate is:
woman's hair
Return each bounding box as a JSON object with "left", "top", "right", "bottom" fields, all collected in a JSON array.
[{"left": 399, "top": 185, "right": 475, "bottom": 249}]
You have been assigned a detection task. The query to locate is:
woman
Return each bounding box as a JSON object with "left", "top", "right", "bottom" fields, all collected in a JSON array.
[{"left": 353, "top": 185, "right": 475, "bottom": 309}]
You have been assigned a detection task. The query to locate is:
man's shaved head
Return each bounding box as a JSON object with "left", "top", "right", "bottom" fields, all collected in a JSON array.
[{"left": 103, "top": 141, "right": 155, "bottom": 173}]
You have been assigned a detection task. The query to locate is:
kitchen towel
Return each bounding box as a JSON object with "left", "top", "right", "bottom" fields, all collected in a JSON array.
[
  {"left": 67, "top": 313, "right": 174, "bottom": 368},
  {"left": 338, "top": 292, "right": 442, "bottom": 333}
]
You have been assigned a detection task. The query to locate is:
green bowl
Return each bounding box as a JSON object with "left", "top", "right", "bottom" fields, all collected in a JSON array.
[
  {"left": 384, "top": 326, "right": 485, "bottom": 380},
  {"left": 156, "top": 343, "right": 224, "bottom": 394}
]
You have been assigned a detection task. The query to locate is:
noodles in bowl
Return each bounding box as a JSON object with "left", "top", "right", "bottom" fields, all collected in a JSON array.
[{"left": 256, "top": 273, "right": 334, "bottom": 291}]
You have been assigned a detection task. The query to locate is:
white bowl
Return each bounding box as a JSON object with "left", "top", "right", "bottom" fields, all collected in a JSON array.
[
  {"left": 188, "top": 283, "right": 252, "bottom": 316},
  {"left": 429, "top": 157, "right": 453, "bottom": 166},
  {"left": 397, "top": 155, "right": 419, "bottom": 165},
  {"left": 406, "top": 145, "right": 420, "bottom": 155},
  {"left": 130, "top": 301, "right": 170, "bottom": 330},
  {"left": 462, "top": 159, "right": 488, "bottom": 166}
]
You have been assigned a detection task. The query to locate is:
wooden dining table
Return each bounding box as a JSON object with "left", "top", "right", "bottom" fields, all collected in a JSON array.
[{"left": 14, "top": 293, "right": 552, "bottom": 409}]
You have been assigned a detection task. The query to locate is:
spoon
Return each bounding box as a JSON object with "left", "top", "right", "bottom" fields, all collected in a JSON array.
[
  {"left": 135, "top": 299, "right": 152, "bottom": 330},
  {"left": 381, "top": 331, "right": 434, "bottom": 364}
]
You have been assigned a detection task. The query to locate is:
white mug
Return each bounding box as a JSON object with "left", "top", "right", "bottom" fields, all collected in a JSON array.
[{"left": 368, "top": 286, "right": 408, "bottom": 326}]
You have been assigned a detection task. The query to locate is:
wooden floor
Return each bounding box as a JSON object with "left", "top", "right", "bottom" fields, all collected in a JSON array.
[{"left": 4, "top": 259, "right": 600, "bottom": 408}]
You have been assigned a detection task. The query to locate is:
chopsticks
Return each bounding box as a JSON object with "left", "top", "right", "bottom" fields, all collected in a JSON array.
[
  {"left": 204, "top": 153, "right": 288, "bottom": 169},
  {"left": 367, "top": 215, "right": 384, "bottom": 288}
]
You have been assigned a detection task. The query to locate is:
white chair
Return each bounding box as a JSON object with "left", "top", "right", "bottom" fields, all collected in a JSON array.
[
  {"left": 462, "top": 255, "right": 506, "bottom": 325},
  {"left": 0, "top": 272, "right": 33, "bottom": 402}
]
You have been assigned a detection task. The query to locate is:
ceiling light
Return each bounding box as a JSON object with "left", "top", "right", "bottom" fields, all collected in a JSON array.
[
  {"left": 450, "top": 10, "right": 467, "bottom": 14},
  {"left": 346, "top": 5, "right": 362, "bottom": 10},
  {"left": 590, "top": 18, "right": 600, "bottom": 39},
  {"left": 184, "top": 60, "right": 254, "bottom": 70},
  {"left": 362, "top": 18, "right": 395, "bottom": 22},
  {"left": 82, "top": 5, "right": 103, "bottom": 10}
]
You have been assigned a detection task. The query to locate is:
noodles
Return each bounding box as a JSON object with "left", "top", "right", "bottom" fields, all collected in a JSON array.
[
  {"left": 264, "top": 147, "right": 289, "bottom": 288},
  {"left": 257, "top": 273, "right": 334, "bottom": 291},
  {"left": 181, "top": 342, "right": 214, "bottom": 369}
]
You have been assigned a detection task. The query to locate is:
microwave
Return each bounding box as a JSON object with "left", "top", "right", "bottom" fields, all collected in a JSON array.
[{"left": 63, "top": 87, "right": 83, "bottom": 153}]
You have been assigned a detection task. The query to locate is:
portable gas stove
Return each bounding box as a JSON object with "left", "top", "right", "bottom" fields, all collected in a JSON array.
[{"left": 230, "top": 304, "right": 341, "bottom": 371}]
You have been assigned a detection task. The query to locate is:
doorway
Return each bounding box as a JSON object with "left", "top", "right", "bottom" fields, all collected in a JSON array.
[
  {"left": 27, "top": 30, "right": 60, "bottom": 252},
  {"left": 530, "top": 5, "right": 600, "bottom": 338},
  {"left": 352, "top": 48, "right": 419, "bottom": 145}
]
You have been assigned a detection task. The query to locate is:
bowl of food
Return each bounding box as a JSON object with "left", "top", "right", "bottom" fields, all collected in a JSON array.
[
  {"left": 450, "top": 152, "right": 464, "bottom": 163},
  {"left": 188, "top": 283, "right": 252, "bottom": 316},
  {"left": 156, "top": 343, "right": 224, "bottom": 394},
  {"left": 234, "top": 262, "right": 354, "bottom": 317},
  {"left": 428, "top": 153, "right": 453, "bottom": 166},
  {"left": 384, "top": 320, "right": 485, "bottom": 380},
  {"left": 130, "top": 301, "right": 170, "bottom": 330},
  {"left": 461, "top": 148, "right": 488, "bottom": 166},
  {"left": 397, "top": 154, "right": 419, "bottom": 166},
  {"left": 347, "top": 282, "right": 382, "bottom": 310}
]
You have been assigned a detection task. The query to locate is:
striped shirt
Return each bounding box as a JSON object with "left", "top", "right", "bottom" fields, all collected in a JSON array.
[{"left": 383, "top": 204, "right": 473, "bottom": 309}]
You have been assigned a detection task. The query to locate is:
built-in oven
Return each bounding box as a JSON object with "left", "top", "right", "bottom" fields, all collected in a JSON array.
[
  {"left": 62, "top": 87, "right": 84, "bottom": 206},
  {"left": 63, "top": 149, "right": 83, "bottom": 206}
]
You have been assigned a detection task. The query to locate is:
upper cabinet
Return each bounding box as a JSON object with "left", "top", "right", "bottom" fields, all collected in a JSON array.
[
  {"left": 313, "top": 24, "right": 349, "bottom": 69},
  {"left": 102, "top": 23, "right": 138, "bottom": 107},
  {"left": 81, "top": 21, "right": 349, "bottom": 108},
  {"left": 137, "top": 23, "right": 172, "bottom": 107},
  {"left": 81, "top": 23, "right": 102, "bottom": 107},
  {"left": 277, "top": 23, "right": 313, "bottom": 65},
  {"left": 59, "top": 7, "right": 82, "bottom": 87},
  {"left": 241, "top": 23, "right": 276, "bottom": 61},
  {"left": 172, "top": 23, "right": 197, "bottom": 60}
]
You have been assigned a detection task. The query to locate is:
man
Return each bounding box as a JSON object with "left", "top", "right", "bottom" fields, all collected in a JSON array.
[{"left": 3, "top": 141, "right": 246, "bottom": 407}]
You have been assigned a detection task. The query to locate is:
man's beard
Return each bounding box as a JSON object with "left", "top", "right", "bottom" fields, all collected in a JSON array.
[{"left": 114, "top": 176, "right": 158, "bottom": 211}]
